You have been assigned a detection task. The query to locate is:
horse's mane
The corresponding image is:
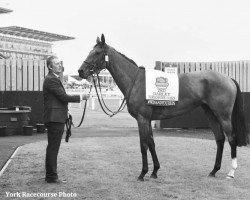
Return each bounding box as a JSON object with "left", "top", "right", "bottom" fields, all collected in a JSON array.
[
  {"left": 94, "top": 43, "right": 138, "bottom": 67},
  {"left": 114, "top": 49, "right": 138, "bottom": 67}
]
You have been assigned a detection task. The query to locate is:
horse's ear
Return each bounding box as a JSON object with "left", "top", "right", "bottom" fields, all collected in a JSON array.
[
  {"left": 96, "top": 37, "right": 100, "bottom": 44},
  {"left": 101, "top": 34, "right": 105, "bottom": 44}
]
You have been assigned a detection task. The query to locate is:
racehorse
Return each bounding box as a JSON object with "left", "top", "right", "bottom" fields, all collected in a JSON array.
[{"left": 78, "top": 34, "right": 249, "bottom": 181}]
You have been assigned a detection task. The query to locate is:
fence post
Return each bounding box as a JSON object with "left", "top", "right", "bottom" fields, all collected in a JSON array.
[
  {"left": 0, "top": 59, "right": 5, "bottom": 91},
  {"left": 119, "top": 98, "right": 123, "bottom": 106},
  {"left": 28, "top": 59, "right": 34, "bottom": 91},
  {"left": 22, "top": 59, "right": 28, "bottom": 91},
  {"left": 155, "top": 120, "right": 161, "bottom": 130},
  {"left": 17, "top": 59, "right": 22, "bottom": 91},
  {"left": 11, "top": 59, "right": 17, "bottom": 91},
  {"left": 91, "top": 97, "right": 95, "bottom": 110}
]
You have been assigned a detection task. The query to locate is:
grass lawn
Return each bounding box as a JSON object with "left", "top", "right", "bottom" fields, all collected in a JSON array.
[
  {"left": 0, "top": 107, "right": 137, "bottom": 170},
  {"left": 0, "top": 134, "right": 47, "bottom": 170},
  {"left": 0, "top": 107, "right": 249, "bottom": 199},
  {"left": 0, "top": 136, "right": 249, "bottom": 200}
]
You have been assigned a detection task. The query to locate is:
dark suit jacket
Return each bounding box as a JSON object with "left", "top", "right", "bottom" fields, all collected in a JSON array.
[{"left": 43, "top": 72, "right": 80, "bottom": 123}]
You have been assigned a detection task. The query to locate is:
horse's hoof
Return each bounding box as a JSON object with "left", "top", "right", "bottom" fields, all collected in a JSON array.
[
  {"left": 137, "top": 177, "right": 144, "bottom": 181},
  {"left": 150, "top": 174, "right": 157, "bottom": 179},
  {"left": 208, "top": 173, "right": 215, "bottom": 178},
  {"left": 226, "top": 175, "right": 234, "bottom": 179}
]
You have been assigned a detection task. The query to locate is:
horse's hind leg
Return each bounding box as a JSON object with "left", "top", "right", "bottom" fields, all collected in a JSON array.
[
  {"left": 219, "top": 119, "right": 238, "bottom": 178},
  {"left": 148, "top": 121, "right": 160, "bottom": 179},
  {"left": 220, "top": 119, "right": 237, "bottom": 178},
  {"left": 227, "top": 139, "right": 237, "bottom": 178},
  {"left": 208, "top": 127, "right": 225, "bottom": 177},
  {"left": 202, "top": 105, "right": 225, "bottom": 177}
]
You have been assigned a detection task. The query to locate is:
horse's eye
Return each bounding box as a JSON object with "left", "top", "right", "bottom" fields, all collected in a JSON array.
[{"left": 95, "top": 50, "right": 100, "bottom": 55}]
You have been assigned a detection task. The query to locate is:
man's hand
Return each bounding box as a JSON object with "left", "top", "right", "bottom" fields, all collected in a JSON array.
[{"left": 82, "top": 94, "right": 90, "bottom": 100}]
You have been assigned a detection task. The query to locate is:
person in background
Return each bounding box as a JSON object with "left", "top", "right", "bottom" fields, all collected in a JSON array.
[{"left": 43, "top": 56, "right": 89, "bottom": 183}]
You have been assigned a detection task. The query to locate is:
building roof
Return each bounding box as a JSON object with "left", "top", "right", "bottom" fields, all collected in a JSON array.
[
  {"left": 0, "top": 7, "right": 13, "bottom": 14},
  {"left": 0, "top": 26, "right": 75, "bottom": 42}
]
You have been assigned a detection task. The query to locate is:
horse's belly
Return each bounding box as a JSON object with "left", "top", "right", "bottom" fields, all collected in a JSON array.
[{"left": 151, "top": 102, "right": 200, "bottom": 120}]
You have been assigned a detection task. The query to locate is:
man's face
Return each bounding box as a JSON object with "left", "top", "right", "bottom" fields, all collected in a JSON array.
[{"left": 51, "top": 58, "right": 62, "bottom": 75}]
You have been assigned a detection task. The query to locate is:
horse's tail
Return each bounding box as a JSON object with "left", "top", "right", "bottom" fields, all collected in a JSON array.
[{"left": 231, "top": 79, "right": 249, "bottom": 147}]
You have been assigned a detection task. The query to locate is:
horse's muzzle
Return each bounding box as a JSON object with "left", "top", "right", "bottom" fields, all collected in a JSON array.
[
  {"left": 78, "top": 69, "right": 91, "bottom": 79},
  {"left": 78, "top": 69, "right": 85, "bottom": 79}
]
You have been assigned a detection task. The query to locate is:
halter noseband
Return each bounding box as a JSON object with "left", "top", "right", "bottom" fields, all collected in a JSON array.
[{"left": 84, "top": 52, "right": 108, "bottom": 74}]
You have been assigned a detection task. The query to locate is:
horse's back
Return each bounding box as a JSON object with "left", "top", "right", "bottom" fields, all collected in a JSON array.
[
  {"left": 157, "top": 70, "right": 236, "bottom": 119},
  {"left": 181, "top": 70, "right": 236, "bottom": 102},
  {"left": 180, "top": 70, "right": 237, "bottom": 115},
  {"left": 129, "top": 69, "right": 236, "bottom": 120}
]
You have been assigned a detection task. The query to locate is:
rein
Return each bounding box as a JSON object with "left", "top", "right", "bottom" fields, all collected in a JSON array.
[
  {"left": 81, "top": 51, "right": 140, "bottom": 118},
  {"left": 73, "top": 85, "right": 92, "bottom": 128},
  {"left": 91, "top": 67, "right": 140, "bottom": 117},
  {"left": 92, "top": 74, "right": 126, "bottom": 117},
  {"left": 65, "top": 85, "right": 92, "bottom": 142}
]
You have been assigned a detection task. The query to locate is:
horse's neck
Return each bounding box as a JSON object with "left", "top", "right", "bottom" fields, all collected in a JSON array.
[{"left": 107, "top": 49, "right": 138, "bottom": 98}]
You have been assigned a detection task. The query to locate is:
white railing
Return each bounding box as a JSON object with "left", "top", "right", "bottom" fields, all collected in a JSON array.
[
  {"left": 66, "top": 89, "right": 124, "bottom": 98},
  {"left": 67, "top": 88, "right": 125, "bottom": 111}
]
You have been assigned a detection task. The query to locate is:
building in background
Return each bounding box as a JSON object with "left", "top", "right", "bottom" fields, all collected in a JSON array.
[
  {"left": 0, "top": 7, "right": 75, "bottom": 127},
  {"left": 92, "top": 70, "right": 116, "bottom": 87},
  {"left": 66, "top": 70, "right": 116, "bottom": 89},
  {"left": 0, "top": 7, "right": 12, "bottom": 58},
  {"left": 0, "top": 26, "right": 74, "bottom": 60},
  {"left": 0, "top": 6, "right": 12, "bottom": 14}
]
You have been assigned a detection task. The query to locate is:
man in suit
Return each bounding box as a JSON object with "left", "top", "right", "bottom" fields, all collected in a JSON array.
[{"left": 43, "top": 56, "right": 89, "bottom": 183}]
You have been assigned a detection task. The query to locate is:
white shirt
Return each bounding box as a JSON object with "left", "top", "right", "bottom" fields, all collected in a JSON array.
[{"left": 53, "top": 72, "right": 60, "bottom": 78}]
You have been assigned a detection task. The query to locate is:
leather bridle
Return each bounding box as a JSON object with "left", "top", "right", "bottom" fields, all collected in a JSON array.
[
  {"left": 81, "top": 49, "right": 140, "bottom": 117},
  {"left": 83, "top": 52, "right": 107, "bottom": 74},
  {"left": 83, "top": 51, "right": 130, "bottom": 117}
]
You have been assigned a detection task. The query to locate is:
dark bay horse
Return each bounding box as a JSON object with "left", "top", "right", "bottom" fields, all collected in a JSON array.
[{"left": 78, "top": 34, "right": 249, "bottom": 181}]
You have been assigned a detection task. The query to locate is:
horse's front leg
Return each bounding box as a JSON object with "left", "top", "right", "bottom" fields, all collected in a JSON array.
[
  {"left": 148, "top": 121, "right": 160, "bottom": 179},
  {"left": 137, "top": 115, "right": 150, "bottom": 181}
]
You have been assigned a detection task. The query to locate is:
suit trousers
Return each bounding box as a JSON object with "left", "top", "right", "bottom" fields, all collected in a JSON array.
[{"left": 45, "top": 122, "right": 65, "bottom": 180}]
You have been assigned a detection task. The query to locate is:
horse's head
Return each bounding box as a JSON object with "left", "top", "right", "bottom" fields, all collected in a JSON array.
[{"left": 78, "top": 34, "right": 108, "bottom": 79}]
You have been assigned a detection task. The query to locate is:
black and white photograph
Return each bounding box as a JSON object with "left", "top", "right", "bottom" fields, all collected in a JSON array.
[{"left": 0, "top": 0, "right": 249, "bottom": 199}]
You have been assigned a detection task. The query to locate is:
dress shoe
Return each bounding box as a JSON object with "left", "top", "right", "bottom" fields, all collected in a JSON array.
[{"left": 45, "top": 178, "right": 67, "bottom": 184}]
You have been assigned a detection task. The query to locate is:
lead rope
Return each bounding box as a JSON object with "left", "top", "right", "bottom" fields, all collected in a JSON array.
[
  {"left": 96, "top": 73, "right": 127, "bottom": 115},
  {"left": 96, "top": 73, "right": 121, "bottom": 113},
  {"left": 65, "top": 85, "right": 92, "bottom": 142},
  {"left": 92, "top": 74, "right": 126, "bottom": 117}
]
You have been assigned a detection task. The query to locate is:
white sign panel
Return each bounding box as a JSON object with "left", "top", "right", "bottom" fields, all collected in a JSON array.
[{"left": 145, "top": 68, "right": 179, "bottom": 106}]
